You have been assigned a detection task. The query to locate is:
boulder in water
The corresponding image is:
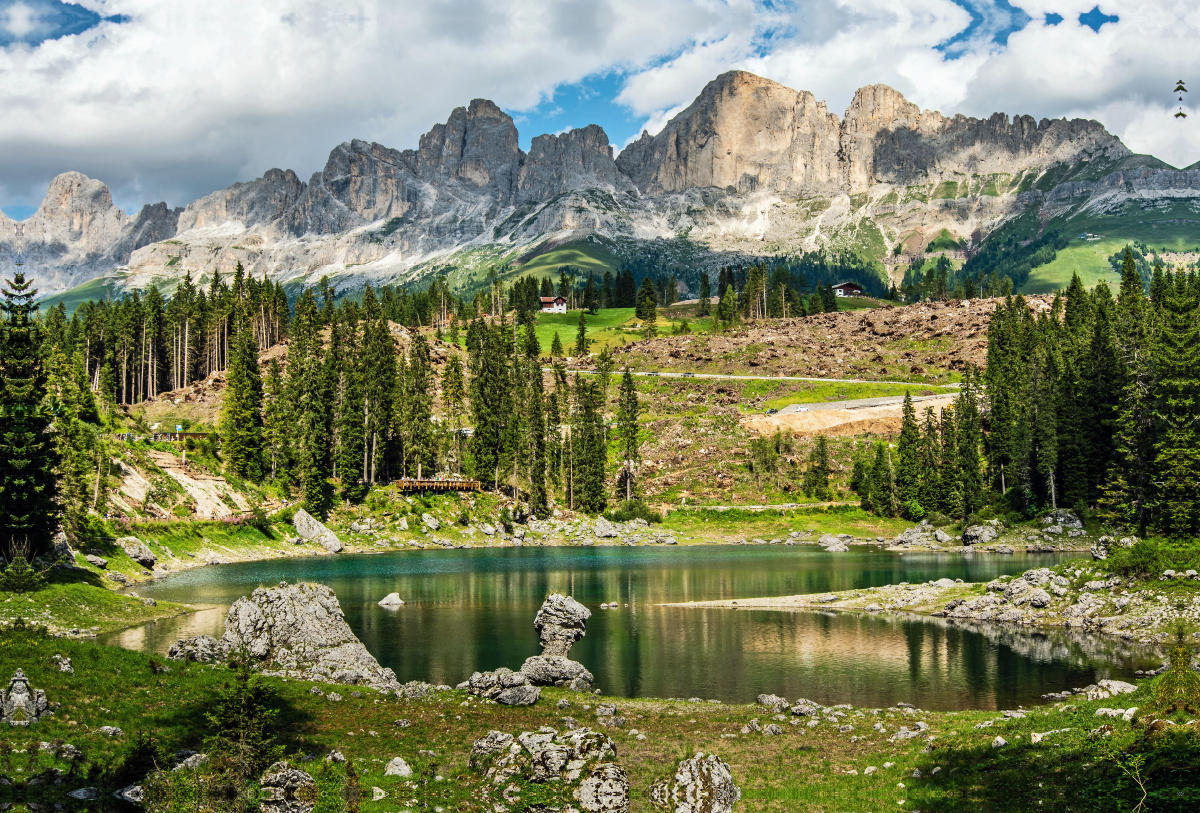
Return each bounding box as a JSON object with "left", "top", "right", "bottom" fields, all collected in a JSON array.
[
  {"left": 535, "top": 594, "right": 592, "bottom": 658},
  {"left": 378, "top": 593, "right": 404, "bottom": 608}
]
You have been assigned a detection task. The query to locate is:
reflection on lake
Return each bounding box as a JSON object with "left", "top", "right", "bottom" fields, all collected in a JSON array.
[{"left": 105, "top": 546, "right": 1156, "bottom": 709}]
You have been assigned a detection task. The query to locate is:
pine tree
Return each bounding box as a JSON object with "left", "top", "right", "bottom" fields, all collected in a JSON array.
[
  {"left": 572, "top": 376, "right": 607, "bottom": 513},
  {"left": 937, "top": 405, "right": 961, "bottom": 516},
  {"left": 801, "top": 436, "right": 832, "bottom": 500},
  {"left": 895, "top": 392, "right": 921, "bottom": 515},
  {"left": 550, "top": 331, "right": 563, "bottom": 358},
  {"left": 717, "top": 284, "right": 737, "bottom": 323},
  {"left": 442, "top": 354, "right": 466, "bottom": 474},
  {"left": 470, "top": 321, "right": 511, "bottom": 489},
  {"left": 866, "top": 442, "right": 899, "bottom": 517},
  {"left": 615, "top": 367, "right": 641, "bottom": 500},
  {"left": 262, "top": 358, "right": 291, "bottom": 483},
  {"left": 219, "top": 321, "right": 264, "bottom": 482},
  {"left": 361, "top": 288, "right": 395, "bottom": 483},
  {"left": 574, "top": 310, "right": 589, "bottom": 356},
  {"left": 332, "top": 308, "right": 365, "bottom": 498},
  {"left": 1151, "top": 273, "right": 1200, "bottom": 537},
  {"left": 955, "top": 365, "right": 984, "bottom": 519},
  {"left": 406, "top": 334, "right": 435, "bottom": 479},
  {"left": 636, "top": 277, "right": 658, "bottom": 338},
  {"left": 697, "top": 273, "right": 711, "bottom": 317},
  {"left": 1103, "top": 248, "right": 1156, "bottom": 529},
  {"left": 290, "top": 290, "right": 330, "bottom": 514},
  {"left": 0, "top": 270, "right": 60, "bottom": 560}
]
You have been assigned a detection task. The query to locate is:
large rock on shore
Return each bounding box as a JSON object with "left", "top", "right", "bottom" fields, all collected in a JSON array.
[
  {"left": 535, "top": 594, "right": 591, "bottom": 657},
  {"left": 467, "top": 668, "right": 541, "bottom": 705},
  {"left": 963, "top": 522, "right": 1000, "bottom": 546},
  {"left": 648, "top": 752, "right": 741, "bottom": 813},
  {"left": 170, "top": 582, "right": 399, "bottom": 692},
  {"left": 521, "top": 655, "right": 594, "bottom": 691},
  {"left": 117, "top": 537, "right": 157, "bottom": 568},
  {"left": 259, "top": 761, "right": 316, "bottom": 813},
  {"left": 471, "top": 727, "right": 627, "bottom": 812},
  {"left": 293, "top": 510, "right": 344, "bottom": 553}
]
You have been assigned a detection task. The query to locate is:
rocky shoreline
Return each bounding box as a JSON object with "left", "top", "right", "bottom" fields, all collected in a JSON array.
[{"left": 673, "top": 559, "right": 1200, "bottom": 644}]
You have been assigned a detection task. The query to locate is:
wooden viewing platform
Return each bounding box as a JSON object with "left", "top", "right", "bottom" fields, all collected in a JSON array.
[{"left": 394, "top": 478, "right": 482, "bottom": 493}]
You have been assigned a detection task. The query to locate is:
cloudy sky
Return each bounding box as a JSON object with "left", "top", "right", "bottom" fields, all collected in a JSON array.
[{"left": 0, "top": 0, "right": 1195, "bottom": 218}]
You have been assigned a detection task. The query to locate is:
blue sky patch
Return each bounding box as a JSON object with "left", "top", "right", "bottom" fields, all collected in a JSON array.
[
  {"left": 1045, "top": 13, "right": 1063, "bottom": 26},
  {"left": 1078, "top": 5, "right": 1118, "bottom": 33},
  {"left": 936, "top": 0, "right": 1032, "bottom": 58},
  {"left": 2, "top": 204, "right": 37, "bottom": 220},
  {"left": 0, "top": 0, "right": 128, "bottom": 48},
  {"left": 506, "top": 72, "right": 644, "bottom": 153}
]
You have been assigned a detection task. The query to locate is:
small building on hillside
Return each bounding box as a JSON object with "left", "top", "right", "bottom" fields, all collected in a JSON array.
[
  {"left": 831, "top": 282, "right": 864, "bottom": 298},
  {"left": 540, "top": 296, "right": 567, "bottom": 314}
]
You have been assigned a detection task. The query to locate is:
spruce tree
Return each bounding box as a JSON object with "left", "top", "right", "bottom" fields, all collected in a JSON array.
[
  {"left": 470, "top": 322, "right": 510, "bottom": 490},
  {"left": 442, "top": 354, "right": 466, "bottom": 474},
  {"left": 801, "top": 435, "right": 832, "bottom": 500},
  {"left": 1103, "top": 248, "right": 1156, "bottom": 529},
  {"left": 866, "top": 442, "right": 899, "bottom": 517},
  {"left": 955, "top": 365, "right": 984, "bottom": 519},
  {"left": 615, "top": 368, "right": 641, "bottom": 500},
  {"left": 262, "top": 358, "right": 291, "bottom": 483},
  {"left": 1151, "top": 273, "right": 1200, "bottom": 537},
  {"left": 572, "top": 376, "right": 607, "bottom": 513},
  {"left": 937, "top": 405, "right": 961, "bottom": 516},
  {"left": 575, "top": 310, "right": 589, "bottom": 356},
  {"left": 331, "top": 308, "right": 365, "bottom": 498},
  {"left": 406, "top": 334, "right": 435, "bottom": 479},
  {"left": 219, "top": 322, "right": 264, "bottom": 481},
  {"left": 0, "top": 271, "right": 61, "bottom": 559},
  {"left": 550, "top": 331, "right": 563, "bottom": 358},
  {"left": 636, "top": 277, "right": 658, "bottom": 338},
  {"left": 895, "top": 392, "right": 921, "bottom": 514},
  {"left": 697, "top": 273, "right": 711, "bottom": 317}
]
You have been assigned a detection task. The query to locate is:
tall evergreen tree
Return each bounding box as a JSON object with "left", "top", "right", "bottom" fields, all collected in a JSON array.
[
  {"left": 895, "top": 392, "right": 921, "bottom": 514},
  {"left": 572, "top": 376, "right": 607, "bottom": 513},
  {"left": 697, "top": 272, "right": 711, "bottom": 317},
  {"left": 574, "top": 310, "right": 589, "bottom": 357},
  {"left": 1103, "top": 248, "right": 1156, "bottom": 529},
  {"left": 801, "top": 435, "right": 832, "bottom": 500},
  {"left": 0, "top": 271, "right": 60, "bottom": 558},
  {"left": 442, "top": 354, "right": 466, "bottom": 474},
  {"left": 615, "top": 368, "right": 641, "bottom": 501},
  {"left": 636, "top": 277, "right": 658, "bottom": 338},
  {"left": 550, "top": 331, "right": 564, "bottom": 358},
  {"left": 406, "top": 334, "right": 435, "bottom": 479},
  {"left": 220, "top": 321, "right": 264, "bottom": 482},
  {"left": 1151, "top": 273, "right": 1200, "bottom": 537},
  {"left": 261, "top": 358, "right": 291, "bottom": 483},
  {"left": 955, "top": 365, "right": 984, "bottom": 519}
]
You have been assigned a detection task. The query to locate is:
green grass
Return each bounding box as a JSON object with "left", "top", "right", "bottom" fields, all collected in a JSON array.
[
  {"left": 1023, "top": 200, "right": 1200, "bottom": 293},
  {"left": 516, "top": 239, "right": 621, "bottom": 280},
  {"left": 761, "top": 381, "right": 958, "bottom": 411},
  {"left": 5, "top": 607, "right": 1182, "bottom": 811},
  {"left": 925, "top": 228, "right": 965, "bottom": 252},
  {"left": 664, "top": 505, "right": 911, "bottom": 538},
  {"left": 534, "top": 307, "right": 636, "bottom": 355},
  {"left": 0, "top": 572, "right": 190, "bottom": 634}
]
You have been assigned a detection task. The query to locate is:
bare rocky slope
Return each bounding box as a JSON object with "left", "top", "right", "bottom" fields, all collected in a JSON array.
[{"left": 6, "top": 71, "right": 1199, "bottom": 300}]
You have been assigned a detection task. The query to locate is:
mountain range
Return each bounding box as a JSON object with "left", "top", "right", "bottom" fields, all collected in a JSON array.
[{"left": 4, "top": 70, "right": 1199, "bottom": 303}]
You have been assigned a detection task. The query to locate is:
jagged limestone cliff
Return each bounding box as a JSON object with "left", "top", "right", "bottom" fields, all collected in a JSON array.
[{"left": 5, "top": 70, "right": 1197, "bottom": 301}]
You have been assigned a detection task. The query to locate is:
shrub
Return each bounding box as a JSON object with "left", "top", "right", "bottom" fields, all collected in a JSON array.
[
  {"left": 1108, "top": 538, "right": 1167, "bottom": 579},
  {"left": 604, "top": 499, "right": 663, "bottom": 524}
]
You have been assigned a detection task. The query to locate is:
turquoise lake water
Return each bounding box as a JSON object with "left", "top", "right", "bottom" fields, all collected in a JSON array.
[{"left": 107, "top": 546, "right": 1155, "bottom": 710}]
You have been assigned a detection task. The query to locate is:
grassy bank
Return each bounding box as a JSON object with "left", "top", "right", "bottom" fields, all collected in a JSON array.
[{"left": 1, "top": 624, "right": 1195, "bottom": 811}]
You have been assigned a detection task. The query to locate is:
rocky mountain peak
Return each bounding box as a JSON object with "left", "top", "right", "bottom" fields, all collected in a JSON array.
[
  {"left": 416, "top": 98, "right": 522, "bottom": 193},
  {"left": 519, "top": 124, "right": 634, "bottom": 202},
  {"left": 616, "top": 70, "right": 841, "bottom": 196}
]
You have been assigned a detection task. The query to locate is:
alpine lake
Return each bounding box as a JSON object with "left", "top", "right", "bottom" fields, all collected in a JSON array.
[{"left": 104, "top": 545, "right": 1158, "bottom": 711}]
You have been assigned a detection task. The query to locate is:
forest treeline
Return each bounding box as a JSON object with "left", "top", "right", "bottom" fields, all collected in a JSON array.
[{"left": 855, "top": 250, "right": 1200, "bottom": 539}]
